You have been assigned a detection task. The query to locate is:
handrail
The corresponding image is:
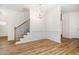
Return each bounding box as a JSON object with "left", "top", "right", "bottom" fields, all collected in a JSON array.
[
  {"left": 14, "top": 19, "right": 30, "bottom": 44},
  {"left": 15, "top": 19, "right": 30, "bottom": 29}
]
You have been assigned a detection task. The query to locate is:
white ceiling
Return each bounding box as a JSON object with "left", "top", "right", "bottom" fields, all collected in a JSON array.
[
  {"left": 0, "top": 4, "right": 29, "bottom": 11},
  {"left": 60, "top": 4, "right": 79, "bottom": 12},
  {"left": 0, "top": 4, "right": 79, "bottom": 12}
]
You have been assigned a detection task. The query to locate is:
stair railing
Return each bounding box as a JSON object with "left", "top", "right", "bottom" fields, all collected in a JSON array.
[{"left": 14, "top": 19, "right": 30, "bottom": 43}]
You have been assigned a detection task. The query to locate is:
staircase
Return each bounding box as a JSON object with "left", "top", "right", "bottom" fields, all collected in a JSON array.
[
  {"left": 14, "top": 19, "right": 47, "bottom": 44},
  {"left": 16, "top": 32, "right": 45, "bottom": 44},
  {"left": 16, "top": 32, "right": 33, "bottom": 44},
  {"left": 14, "top": 19, "right": 31, "bottom": 44}
]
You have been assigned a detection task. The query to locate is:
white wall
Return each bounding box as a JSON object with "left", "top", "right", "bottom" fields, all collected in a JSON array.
[
  {"left": 30, "top": 5, "right": 61, "bottom": 43},
  {"left": 0, "top": 11, "right": 8, "bottom": 36},
  {"left": 46, "top": 5, "right": 61, "bottom": 43},
  {"left": 62, "top": 13, "right": 70, "bottom": 38},
  {"left": 62, "top": 12, "right": 79, "bottom": 38},
  {"left": 0, "top": 8, "right": 29, "bottom": 40},
  {"left": 7, "top": 9, "right": 29, "bottom": 41},
  {"left": 30, "top": 5, "right": 47, "bottom": 40},
  {"left": 0, "top": 25, "right": 8, "bottom": 36}
]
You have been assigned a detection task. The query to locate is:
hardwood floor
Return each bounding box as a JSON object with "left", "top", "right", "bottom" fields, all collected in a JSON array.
[
  {"left": 0, "top": 38, "right": 79, "bottom": 55},
  {"left": 0, "top": 36, "right": 9, "bottom": 48}
]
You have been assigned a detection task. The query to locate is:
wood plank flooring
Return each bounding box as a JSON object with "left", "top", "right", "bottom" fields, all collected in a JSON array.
[
  {"left": 0, "top": 38, "right": 79, "bottom": 55},
  {"left": 0, "top": 36, "right": 9, "bottom": 48}
]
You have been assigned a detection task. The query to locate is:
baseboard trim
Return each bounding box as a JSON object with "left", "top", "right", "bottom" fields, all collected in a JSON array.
[
  {"left": 0, "top": 36, "right": 8, "bottom": 38},
  {"left": 72, "top": 38, "right": 79, "bottom": 39},
  {"left": 62, "top": 37, "right": 72, "bottom": 39}
]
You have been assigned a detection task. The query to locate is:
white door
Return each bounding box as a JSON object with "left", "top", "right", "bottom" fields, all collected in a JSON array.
[{"left": 62, "top": 12, "right": 79, "bottom": 39}]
